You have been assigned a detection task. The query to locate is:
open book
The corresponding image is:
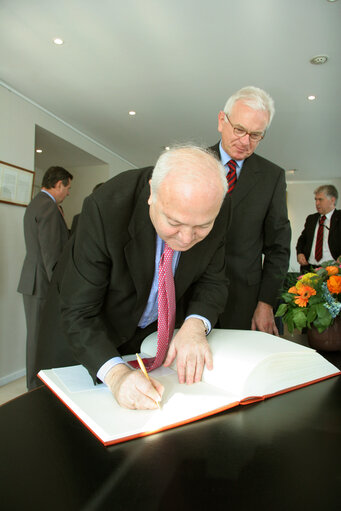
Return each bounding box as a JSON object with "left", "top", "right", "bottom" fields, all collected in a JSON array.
[{"left": 38, "top": 329, "right": 340, "bottom": 446}]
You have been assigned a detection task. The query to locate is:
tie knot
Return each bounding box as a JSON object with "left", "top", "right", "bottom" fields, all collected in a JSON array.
[
  {"left": 162, "top": 243, "right": 174, "bottom": 264},
  {"left": 228, "top": 159, "right": 237, "bottom": 171},
  {"left": 320, "top": 215, "right": 326, "bottom": 224}
]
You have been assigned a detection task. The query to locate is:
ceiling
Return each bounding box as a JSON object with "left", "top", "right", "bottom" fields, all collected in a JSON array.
[
  {"left": 1, "top": 0, "right": 340, "bottom": 181},
  {"left": 34, "top": 125, "right": 106, "bottom": 170}
]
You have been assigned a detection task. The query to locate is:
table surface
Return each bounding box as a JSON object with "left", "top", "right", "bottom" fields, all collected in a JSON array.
[{"left": 1, "top": 348, "right": 341, "bottom": 511}]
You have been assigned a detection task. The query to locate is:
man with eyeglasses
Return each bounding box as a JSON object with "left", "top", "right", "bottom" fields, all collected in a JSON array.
[{"left": 210, "top": 86, "right": 291, "bottom": 334}]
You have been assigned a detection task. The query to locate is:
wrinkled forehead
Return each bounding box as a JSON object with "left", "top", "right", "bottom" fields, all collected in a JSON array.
[
  {"left": 230, "top": 100, "right": 270, "bottom": 127},
  {"left": 315, "top": 192, "right": 330, "bottom": 200},
  {"left": 160, "top": 169, "right": 224, "bottom": 204}
]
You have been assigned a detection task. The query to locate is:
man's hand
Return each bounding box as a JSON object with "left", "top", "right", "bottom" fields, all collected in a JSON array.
[
  {"left": 163, "top": 317, "right": 213, "bottom": 385},
  {"left": 297, "top": 253, "right": 308, "bottom": 266},
  {"left": 105, "top": 363, "right": 164, "bottom": 409},
  {"left": 251, "top": 301, "right": 278, "bottom": 335}
]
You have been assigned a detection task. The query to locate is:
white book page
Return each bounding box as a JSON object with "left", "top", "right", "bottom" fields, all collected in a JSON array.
[
  {"left": 201, "top": 330, "right": 315, "bottom": 396},
  {"left": 141, "top": 329, "right": 335, "bottom": 398},
  {"left": 39, "top": 365, "right": 238, "bottom": 444},
  {"left": 242, "top": 351, "right": 339, "bottom": 398}
]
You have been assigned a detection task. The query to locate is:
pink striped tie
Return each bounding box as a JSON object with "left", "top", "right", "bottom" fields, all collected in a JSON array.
[
  {"left": 144, "top": 243, "right": 176, "bottom": 371},
  {"left": 227, "top": 159, "right": 237, "bottom": 194}
]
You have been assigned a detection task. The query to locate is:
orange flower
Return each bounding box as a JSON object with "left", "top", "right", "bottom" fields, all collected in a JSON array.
[
  {"left": 327, "top": 275, "right": 341, "bottom": 295},
  {"left": 293, "top": 285, "right": 316, "bottom": 307},
  {"left": 326, "top": 266, "right": 339, "bottom": 276},
  {"left": 288, "top": 286, "right": 298, "bottom": 294}
]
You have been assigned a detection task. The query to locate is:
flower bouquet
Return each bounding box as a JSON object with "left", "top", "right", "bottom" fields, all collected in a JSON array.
[{"left": 276, "top": 258, "right": 341, "bottom": 334}]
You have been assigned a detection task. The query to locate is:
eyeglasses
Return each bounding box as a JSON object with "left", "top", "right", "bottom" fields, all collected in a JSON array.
[{"left": 224, "top": 114, "right": 265, "bottom": 142}]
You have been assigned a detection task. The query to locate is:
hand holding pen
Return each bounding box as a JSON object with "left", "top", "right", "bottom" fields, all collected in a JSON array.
[
  {"left": 136, "top": 353, "right": 162, "bottom": 408},
  {"left": 104, "top": 361, "right": 164, "bottom": 409}
]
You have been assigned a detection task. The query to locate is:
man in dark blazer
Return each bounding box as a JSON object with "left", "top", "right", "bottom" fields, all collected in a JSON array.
[
  {"left": 70, "top": 182, "right": 104, "bottom": 235},
  {"left": 38, "top": 146, "right": 231, "bottom": 409},
  {"left": 296, "top": 185, "right": 341, "bottom": 273},
  {"left": 17, "top": 166, "right": 73, "bottom": 389},
  {"left": 210, "top": 86, "right": 291, "bottom": 334}
]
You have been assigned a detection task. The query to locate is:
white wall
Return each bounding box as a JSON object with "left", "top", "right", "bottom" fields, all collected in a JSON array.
[
  {"left": 287, "top": 178, "right": 341, "bottom": 272},
  {"left": 0, "top": 84, "right": 135, "bottom": 386},
  {"left": 62, "top": 164, "right": 109, "bottom": 228}
]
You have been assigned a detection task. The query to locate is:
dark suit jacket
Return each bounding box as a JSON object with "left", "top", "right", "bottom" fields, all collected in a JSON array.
[
  {"left": 17, "top": 191, "right": 69, "bottom": 298},
  {"left": 70, "top": 213, "right": 80, "bottom": 236},
  {"left": 296, "top": 209, "right": 341, "bottom": 267},
  {"left": 38, "top": 166, "right": 231, "bottom": 381},
  {"left": 210, "top": 143, "right": 291, "bottom": 329}
]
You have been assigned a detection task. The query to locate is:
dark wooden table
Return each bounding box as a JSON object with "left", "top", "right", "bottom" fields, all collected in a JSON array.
[{"left": 1, "top": 346, "right": 341, "bottom": 511}]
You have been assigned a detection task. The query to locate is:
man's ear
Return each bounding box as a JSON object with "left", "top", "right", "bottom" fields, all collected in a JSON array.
[
  {"left": 147, "top": 179, "right": 153, "bottom": 205},
  {"left": 54, "top": 180, "right": 63, "bottom": 191},
  {"left": 217, "top": 111, "right": 225, "bottom": 134}
]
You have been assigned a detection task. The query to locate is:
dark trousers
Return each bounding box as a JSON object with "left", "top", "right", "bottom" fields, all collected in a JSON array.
[{"left": 23, "top": 294, "right": 46, "bottom": 390}]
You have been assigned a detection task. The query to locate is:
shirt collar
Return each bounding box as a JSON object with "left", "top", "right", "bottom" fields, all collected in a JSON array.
[
  {"left": 41, "top": 189, "right": 56, "bottom": 202},
  {"left": 324, "top": 209, "right": 335, "bottom": 220},
  {"left": 218, "top": 140, "right": 244, "bottom": 169}
]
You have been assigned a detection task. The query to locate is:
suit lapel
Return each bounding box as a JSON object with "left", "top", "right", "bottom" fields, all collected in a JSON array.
[
  {"left": 173, "top": 250, "right": 193, "bottom": 299},
  {"left": 328, "top": 210, "right": 340, "bottom": 254},
  {"left": 231, "top": 154, "right": 262, "bottom": 207},
  {"left": 330, "top": 210, "right": 339, "bottom": 229},
  {"left": 57, "top": 204, "right": 68, "bottom": 226},
  {"left": 174, "top": 239, "right": 210, "bottom": 299},
  {"left": 124, "top": 184, "right": 156, "bottom": 308},
  {"left": 310, "top": 213, "right": 320, "bottom": 231},
  {"left": 209, "top": 144, "right": 262, "bottom": 208}
]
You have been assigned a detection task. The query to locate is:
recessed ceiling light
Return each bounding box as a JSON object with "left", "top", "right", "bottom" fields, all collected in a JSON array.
[
  {"left": 128, "top": 111, "right": 136, "bottom": 116},
  {"left": 36, "top": 149, "right": 43, "bottom": 153},
  {"left": 308, "top": 95, "right": 316, "bottom": 101},
  {"left": 53, "top": 38, "right": 64, "bottom": 45},
  {"left": 286, "top": 169, "right": 297, "bottom": 174},
  {"left": 310, "top": 55, "right": 328, "bottom": 65},
  {"left": 164, "top": 146, "right": 170, "bottom": 151}
]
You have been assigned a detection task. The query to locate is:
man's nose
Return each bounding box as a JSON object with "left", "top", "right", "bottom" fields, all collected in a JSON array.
[
  {"left": 240, "top": 133, "right": 251, "bottom": 144},
  {"left": 178, "top": 227, "right": 195, "bottom": 244}
]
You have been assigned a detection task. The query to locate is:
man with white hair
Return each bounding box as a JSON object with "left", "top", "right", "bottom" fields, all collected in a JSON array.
[
  {"left": 296, "top": 184, "right": 341, "bottom": 273},
  {"left": 38, "top": 145, "right": 231, "bottom": 409},
  {"left": 210, "top": 86, "right": 291, "bottom": 334}
]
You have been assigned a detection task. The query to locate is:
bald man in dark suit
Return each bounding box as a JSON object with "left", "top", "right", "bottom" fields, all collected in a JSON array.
[{"left": 37, "top": 146, "right": 231, "bottom": 409}]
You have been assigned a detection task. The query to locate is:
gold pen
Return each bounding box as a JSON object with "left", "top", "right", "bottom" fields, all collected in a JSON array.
[{"left": 135, "top": 353, "right": 161, "bottom": 408}]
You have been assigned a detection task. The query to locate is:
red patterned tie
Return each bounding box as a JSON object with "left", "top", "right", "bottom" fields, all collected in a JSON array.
[
  {"left": 227, "top": 159, "right": 237, "bottom": 194},
  {"left": 315, "top": 215, "right": 326, "bottom": 262},
  {"left": 144, "top": 243, "right": 176, "bottom": 371}
]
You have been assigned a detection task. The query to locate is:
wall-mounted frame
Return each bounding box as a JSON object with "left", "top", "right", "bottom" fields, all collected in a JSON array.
[{"left": 0, "top": 161, "right": 35, "bottom": 207}]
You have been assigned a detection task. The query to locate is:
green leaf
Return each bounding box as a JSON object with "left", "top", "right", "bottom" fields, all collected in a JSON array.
[
  {"left": 286, "top": 314, "right": 294, "bottom": 334},
  {"left": 314, "top": 318, "right": 333, "bottom": 333},
  {"left": 282, "top": 292, "right": 294, "bottom": 304},
  {"left": 275, "top": 303, "right": 287, "bottom": 317},
  {"left": 308, "top": 295, "right": 320, "bottom": 305},
  {"left": 316, "top": 303, "right": 330, "bottom": 320},
  {"left": 292, "top": 308, "right": 307, "bottom": 330},
  {"left": 306, "top": 307, "right": 317, "bottom": 324}
]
